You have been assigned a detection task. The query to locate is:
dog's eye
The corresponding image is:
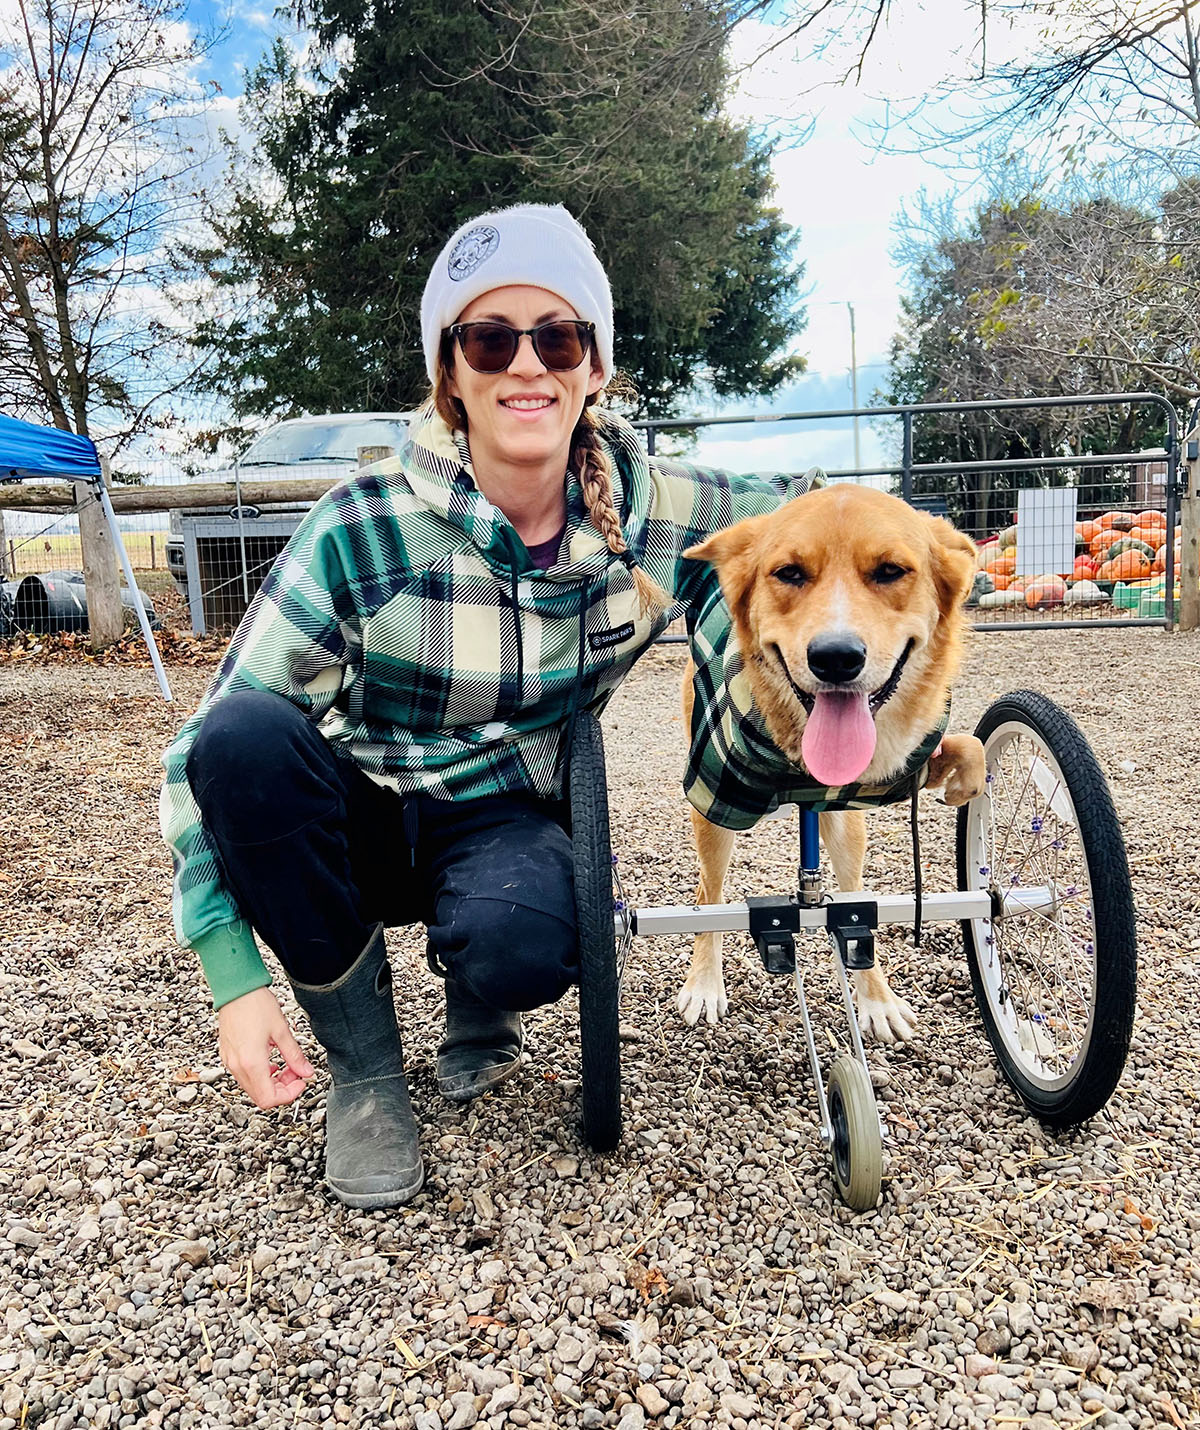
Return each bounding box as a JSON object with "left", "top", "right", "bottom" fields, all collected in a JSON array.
[
  {"left": 871, "top": 563, "right": 909, "bottom": 584},
  {"left": 772, "top": 564, "right": 808, "bottom": 587}
]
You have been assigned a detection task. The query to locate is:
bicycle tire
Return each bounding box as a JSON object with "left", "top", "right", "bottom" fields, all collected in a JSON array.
[
  {"left": 568, "top": 712, "right": 622, "bottom": 1152},
  {"left": 957, "top": 688, "right": 1137, "bottom": 1126}
]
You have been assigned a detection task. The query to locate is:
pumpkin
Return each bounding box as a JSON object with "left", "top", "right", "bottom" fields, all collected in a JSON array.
[
  {"left": 1098, "top": 549, "right": 1152, "bottom": 581},
  {"left": 1077, "top": 520, "right": 1102, "bottom": 545},
  {"left": 968, "top": 571, "right": 994, "bottom": 604},
  {"left": 1025, "top": 577, "right": 1067, "bottom": 609},
  {"left": 1136, "top": 510, "right": 1167, "bottom": 529},
  {"left": 978, "top": 589, "right": 1023, "bottom": 609},
  {"left": 985, "top": 550, "right": 1017, "bottom": 577},
  {"left": 1152, "top": 545, "right": 1167, "bottom": 575},
  {"left": 1108, "top": 537, "right": 1155, "bottom": 561},
  {"left": 1128, "top": 526, "right": 1162, "bottom": 549},
  {"left": 1065, "top": 580, "right": 1105, "bottom": 606},
  {"left": 1073, "top": 554, "right": 1098, "bottom": 579},
  {"left": 998, "top": 524, "right": 1019, "bottom": 550},
  {"left": 992, "top": 573, "right": 1013, "bottom": 590},
  {"left": 1090, "top": 528, "right": 1125, "bottom": 557},
  {"left": 1099, "top": 511, "right": 1136, "bottom": 531}
]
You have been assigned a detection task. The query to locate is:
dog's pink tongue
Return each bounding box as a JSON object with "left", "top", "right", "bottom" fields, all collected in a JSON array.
[{"left": 801, "top": 690, "right": 877, "bottom": 786}]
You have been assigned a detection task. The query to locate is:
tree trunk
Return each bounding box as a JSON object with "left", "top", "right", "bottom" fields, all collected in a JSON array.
[{"left": 77, "top": 460, "right": 123, "bottom": 650}]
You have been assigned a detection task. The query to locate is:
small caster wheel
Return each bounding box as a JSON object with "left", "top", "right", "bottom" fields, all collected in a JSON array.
[{"left": 828, "top": 1055, "right": 882, "bottom": 1210}]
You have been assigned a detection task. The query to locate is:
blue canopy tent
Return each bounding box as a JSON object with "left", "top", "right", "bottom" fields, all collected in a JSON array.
[{"left": 0, "top": 413, "right": 172, "bottom": 699}]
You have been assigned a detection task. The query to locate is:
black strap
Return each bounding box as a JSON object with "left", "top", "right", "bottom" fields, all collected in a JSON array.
[{"left": 910, "top": 774, "right": 923, "bottom": 948}]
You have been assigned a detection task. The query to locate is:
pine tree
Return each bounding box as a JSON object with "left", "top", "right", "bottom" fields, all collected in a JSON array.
[{"left": 194, "top": 0, "right": 804, "bottom": 418}]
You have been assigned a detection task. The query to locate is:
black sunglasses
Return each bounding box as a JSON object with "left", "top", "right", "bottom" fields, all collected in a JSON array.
[{"left": 447, "top": 320, "right": 596, "bottom": 374}]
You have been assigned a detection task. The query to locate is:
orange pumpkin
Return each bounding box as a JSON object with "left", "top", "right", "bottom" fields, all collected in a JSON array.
[
  {"left": 1136, "top": 510, "right": 1167, "bottom": 529},
  {"left": 1152, "top": 545, "right": 1167, "bottom": 575},
  {"left": 1098, "top": 550, "right": 1152, "bottom": 581},
  {"left": 1128, "top": 526, "right": 1161, "bottom": 549},
  {"left": 1090, "top": 528, "right": 1125, "bottom": 557},
  {"left": 992, "top": 573, "right": 1013, "bottom": 590},
  {"left": 985, "top": 550, "right": 1017, "bottom": 577},
  {"left": 1073, "top": 555, "right": 1097, "bottom": 579},
  {"left": 1025, "top": 577, "right": 1067, "bottom": 609},
  {"left": 1077, "top": 520, "right": 1101, "bottom": 545}
]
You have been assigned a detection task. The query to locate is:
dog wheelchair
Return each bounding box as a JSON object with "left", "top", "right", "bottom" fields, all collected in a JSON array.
[{"left": 567, "top": 689, "right": 1137, "bottom": 1210}]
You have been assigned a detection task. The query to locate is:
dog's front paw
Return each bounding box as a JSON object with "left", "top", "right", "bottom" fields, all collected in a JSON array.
[
  {"left": 677, "top": 973, "right": 728, "bottom": 1027},
  {"left": 854, "top": 983, "right": 918, "bottom": 1044},
  {"left": 928, "top": 733, "right": 986, "bottom": 807}
]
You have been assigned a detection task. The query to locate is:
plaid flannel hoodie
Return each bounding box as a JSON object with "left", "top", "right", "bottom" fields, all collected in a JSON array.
[
  {"left": 683, "top": 578, "right": 949, "bottom": 830},
  {"left": 161, "top": 408, "right": 812, "bottom": 1006}
]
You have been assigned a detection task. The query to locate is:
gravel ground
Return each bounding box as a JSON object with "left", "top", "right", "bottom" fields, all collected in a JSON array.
[{"left": 2, "top": 627, "right": 1199, "bottom": 1430}]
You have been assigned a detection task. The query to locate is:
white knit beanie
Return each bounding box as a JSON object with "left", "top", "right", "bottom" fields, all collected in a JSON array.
[{"left": 421, "top": 203, "right": 614, "bottom": 385}]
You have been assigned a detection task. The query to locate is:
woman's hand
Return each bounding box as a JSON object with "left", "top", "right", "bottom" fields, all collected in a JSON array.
[{"left": 217, "top": 987, "right": 316, "bottom": 1109}]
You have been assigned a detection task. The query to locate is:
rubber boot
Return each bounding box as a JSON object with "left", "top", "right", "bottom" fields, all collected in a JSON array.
[
  {"left": 436, "top": 981, "right": 524, "bottom": 1103},
  {"left": 289, "top": 925, "right": 424, "bottom": 1208}
]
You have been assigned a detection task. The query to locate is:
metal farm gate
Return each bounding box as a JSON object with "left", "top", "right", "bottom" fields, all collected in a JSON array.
[{"left": 638, "top": 392, "right": 1182, "bottom": 632}]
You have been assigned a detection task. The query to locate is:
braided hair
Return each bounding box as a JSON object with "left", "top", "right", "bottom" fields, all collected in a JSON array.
[{"left": 431, "top": 345, "right": 670, "bottom": 617}]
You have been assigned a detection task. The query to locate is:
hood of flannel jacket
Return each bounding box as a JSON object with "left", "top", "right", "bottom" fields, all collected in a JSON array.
[{"left": 397, "top": 406, "right": 653, "bottom": 582}]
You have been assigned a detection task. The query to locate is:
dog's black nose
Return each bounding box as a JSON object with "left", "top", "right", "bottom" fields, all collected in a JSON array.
[{"left": 807, "top": 634, "right": 867, "bottom": 685}]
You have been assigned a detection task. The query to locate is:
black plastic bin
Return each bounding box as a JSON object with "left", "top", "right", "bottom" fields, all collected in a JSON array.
[{"left": 11, "top": 570, "right": 157, "bottom": 634}]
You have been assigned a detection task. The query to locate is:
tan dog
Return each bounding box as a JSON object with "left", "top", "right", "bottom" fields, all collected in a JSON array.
[{"left": 679, "top": 484, "right": 986, "bottom": 1040}]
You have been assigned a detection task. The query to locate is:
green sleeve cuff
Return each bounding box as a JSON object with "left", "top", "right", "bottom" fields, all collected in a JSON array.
[{"left": 192, "top": 920, "right": 273, "bottom": 1010}]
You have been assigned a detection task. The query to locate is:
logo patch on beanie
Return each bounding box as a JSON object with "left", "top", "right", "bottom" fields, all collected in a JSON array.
[{"left": 448, "top": 225, "right": 500, "bottom": 281}]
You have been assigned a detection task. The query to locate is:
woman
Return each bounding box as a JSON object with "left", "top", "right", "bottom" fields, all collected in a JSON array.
[{"left": 161, "top": 203, "right": 809, "bottom": 1209}]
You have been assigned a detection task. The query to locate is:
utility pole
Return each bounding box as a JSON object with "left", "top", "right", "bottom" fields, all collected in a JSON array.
[{"left": 846, "top": 301, "right": 862, "bottom": 473}]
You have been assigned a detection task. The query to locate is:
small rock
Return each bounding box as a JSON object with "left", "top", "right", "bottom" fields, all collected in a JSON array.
[
  {"left": 964, "top": 1354, "right": 998, "bottom": 1379},
  {"left": 476, "top": 1260, "right": 507, "bottom": 1288},
  {"left": 557, "top": 1334, "right": 584, "bottom": 1364},
  {"left": 889, "top": 1368, "right": 925, "bottom": 1388},
  {"left": 170, "top": 1240, "right": 210, "bottom": 1268},
  {"left": 976, "top": 1327, "right": 1011, "bottom": 1357},
  {"left": 667, "top": 1279, "right": 696, "bottom": 1308},
  {"left": 485, "top": 1383, "right": 519, "bottom": 1415},
  {"left": 1006, "top": 1301, "right": 1036, "bottom": 1336},
  {"left": 251, "top": 1245, "right": 278, "bottom": 1274},
  {"left": 6, "top": 1225, "right": 42, "bottom": 1249},
  {"left": 720, "top": 1391, "right": 758, "bottom": 1418},
  {"left": 445, "top": 1389, "right": 478, "bottom": 1430},
  {"left": 873, "top": 1290, "right": 910, "bottom": 1314},
  {"left": 1064, "top": 1340, "right": 1101, "bottom": 1372},
  {"left": 978, "top": 1374, "right": 1021, "bottom": 1401},
  {"left": 636, "top": 1384, "right": 669, "bottom": 1417},
  {"left": 175, "top": 1083, "right": 198, "bottom": 1104},
  {"left": 471, "top": 1188, "right": 496, "bottom": 1222},
  {"left": 552, "top": 1156, "right": 579, "bottom": 1179},
  {"left": 663, "top": 1199, "right": 695, "bottom": 1219}
]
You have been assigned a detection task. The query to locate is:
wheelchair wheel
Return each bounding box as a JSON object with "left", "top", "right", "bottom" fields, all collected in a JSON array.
[
  {"left": 957, "top": 689, "right": 1136, "bottom": 1126},
  {"left": 568, "top": 712, "right": 622, "bottom": 1152},
  {"left": 828, "top": 1056, "right": 882, "bottom": 1211}
]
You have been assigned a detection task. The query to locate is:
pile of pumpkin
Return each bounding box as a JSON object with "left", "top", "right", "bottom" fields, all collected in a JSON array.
[{"left": 969, "top": 509, "right": 1178, "bottom": 610}]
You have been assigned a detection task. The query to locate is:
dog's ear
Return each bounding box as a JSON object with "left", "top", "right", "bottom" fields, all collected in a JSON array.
[
  {"left": 927, "top": 518, "right": 977, "bottom": 616},
  {"left": 684, "top": 521, "right": 762, "bottom": 622}
]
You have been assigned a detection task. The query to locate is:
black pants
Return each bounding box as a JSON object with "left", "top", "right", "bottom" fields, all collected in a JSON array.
[{"left": 186, "top": 691, "right": 578, "bottom": 1010}]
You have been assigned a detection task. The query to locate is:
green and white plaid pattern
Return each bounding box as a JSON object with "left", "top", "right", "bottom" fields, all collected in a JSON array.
[
  {"left": 160, "top": 408, "right": 813, "bottom": 1003},
  {"left": 683, "top": 579, "right": 949, "bottom": 830}
]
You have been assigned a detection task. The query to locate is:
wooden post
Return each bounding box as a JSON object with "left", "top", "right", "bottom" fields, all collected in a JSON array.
[
  {"left": 76, "top": 457, "right": 124, "bottom": 650},
  {"left": 1180, "top": 426, "right": 1200, "bottom": 634}
]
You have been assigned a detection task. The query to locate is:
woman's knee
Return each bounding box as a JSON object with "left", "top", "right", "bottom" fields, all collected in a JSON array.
[
  {"left": 450, "top": 899, "right": 577, "bottom": 1011},
  {"left": 186, "top": 690, "right": 331, "bottom": 830}
]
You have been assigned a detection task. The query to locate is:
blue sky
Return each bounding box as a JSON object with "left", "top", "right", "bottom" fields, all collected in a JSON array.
[{"left": 183, "top": 0, "right": 999, "bottom": 475}]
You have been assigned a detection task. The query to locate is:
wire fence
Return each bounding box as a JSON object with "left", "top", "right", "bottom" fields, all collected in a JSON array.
[{"left": 1, "top": 393, "right": 1184, "bottom": 636}]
